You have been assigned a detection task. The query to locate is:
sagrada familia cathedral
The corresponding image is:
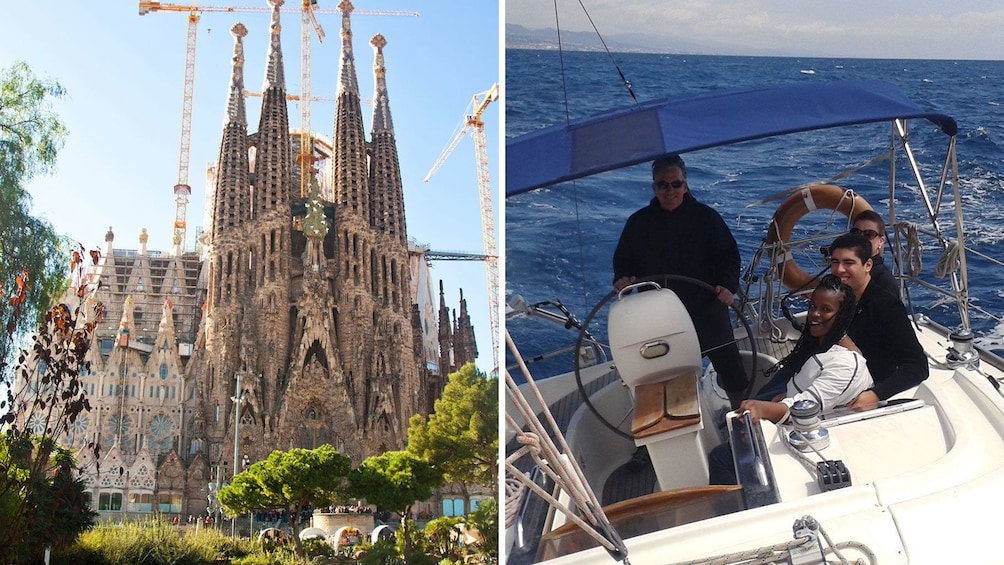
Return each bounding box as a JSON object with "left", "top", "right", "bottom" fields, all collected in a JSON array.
[{"left": 21, "top": 0, "right": 479, "bottom": 517}]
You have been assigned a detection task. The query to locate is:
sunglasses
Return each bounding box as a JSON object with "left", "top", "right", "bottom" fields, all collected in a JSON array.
[
  {"left": 850, "top": 227, "right": 883, "bottom": 240},
  {"left": 653, "top": 180, "right": 686, "bottom": 191}
]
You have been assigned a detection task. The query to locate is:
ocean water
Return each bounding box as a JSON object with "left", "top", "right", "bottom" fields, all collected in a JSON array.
[{"left": 505, "top": 48, "right": 1004, "bottom": 378}]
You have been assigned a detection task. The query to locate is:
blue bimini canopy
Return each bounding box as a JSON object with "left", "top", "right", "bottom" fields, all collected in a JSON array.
[{"left": 505, "top": 80, "right": 957, "bottom": 197}]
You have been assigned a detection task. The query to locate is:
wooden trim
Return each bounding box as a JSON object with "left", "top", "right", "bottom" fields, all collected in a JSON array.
[{"left": 541, "top": 485, "right": 744, "bottom": 540}]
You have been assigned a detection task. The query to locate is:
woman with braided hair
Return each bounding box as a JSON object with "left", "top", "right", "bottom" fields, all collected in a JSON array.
[
  {"left": 709, "top": 275, "right": 873, "bottom": 484},
  {"left": 738, "top": 274, "right": 873, "bottom": 424}
]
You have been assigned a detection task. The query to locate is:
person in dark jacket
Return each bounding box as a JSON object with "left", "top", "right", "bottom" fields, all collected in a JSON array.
[
  {"left": 613, "top": 154, "right": 747, "bottom": 408},
  {"left": 828, "top": 232, "right": 929, "bottom": 408},
  {"left": 851, "top": 210, "right": 899, "bottom": 300}
]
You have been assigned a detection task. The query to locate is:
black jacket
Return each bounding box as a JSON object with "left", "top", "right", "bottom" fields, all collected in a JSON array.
[
  {"left": 870, "top": 255, "right": 900, "bottom": 300},
  {"left": 613, "top": 193, "right": 741, "bottom": 309},
  {"left": 848, "top": 280, "right": 929, "bottom": 400}
]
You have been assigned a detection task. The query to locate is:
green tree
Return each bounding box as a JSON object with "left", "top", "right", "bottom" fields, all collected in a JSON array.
[
  {"left": 7, "top": 441, "right": 97, "bottom": 563},
  {"left": 407, "top": 363, "right": 498, "bottom": 513},
  {"left": 348, "top": 450, "right": 442, "bottom": 560},
  {"left": 467, "top": 497, "right": 498, "bottom": 564},
  {"left": 217, "top": 444, "right": 352, "bottom": 558},
  {"left": 0, "top": 61, "right": 71, "bottom": 369},
  {"left": 423, "top": 515, "right": 465, "bottom": 563}
]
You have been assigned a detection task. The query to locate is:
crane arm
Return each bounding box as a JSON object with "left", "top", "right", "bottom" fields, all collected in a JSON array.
[
  {"left": 139, "top": 2, "right": 418, "bottom": 17},
  {"left": 424, "top": 84, "right": 497, "bottom": 183},
  {"left": 424, "top": 125, "right": 469, "bottom": 183},
  {"left": 472, "top": 83, "right": 499, "bottom": 119},
  {"left": 296, "top": 0, "right": 324, "bottom": 198}
]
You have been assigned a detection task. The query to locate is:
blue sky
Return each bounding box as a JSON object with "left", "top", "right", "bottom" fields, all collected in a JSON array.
[
  {"left": 506, "top": 0, "right": 1004, "bottom": 60},
  {"left": 1, "top": 2, "right": 500, "bottom": 375}
]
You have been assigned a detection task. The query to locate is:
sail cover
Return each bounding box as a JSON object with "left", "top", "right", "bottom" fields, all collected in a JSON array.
[{"left": 506, "top": 80, "right": 956, "bottom": 197}]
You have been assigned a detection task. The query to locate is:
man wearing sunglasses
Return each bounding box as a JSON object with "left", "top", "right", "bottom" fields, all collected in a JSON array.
[
  {"left": 851, "top": 210, "right": 900, "bottom": 300},
  {"left": 613, "top": 154, "right": 748, "bottom": 409}
]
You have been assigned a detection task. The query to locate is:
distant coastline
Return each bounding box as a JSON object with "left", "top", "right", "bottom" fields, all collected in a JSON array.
[
  {"left": 504, "top": 23, "right": 996, "bottom": 61},
  {"left": 504, "top": 23, "right": 806, "bottom": 58}
]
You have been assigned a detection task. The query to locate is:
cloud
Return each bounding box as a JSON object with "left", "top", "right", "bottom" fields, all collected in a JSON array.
[{"left": 506, "top": 1, "right": 1004, "bottom": 60}]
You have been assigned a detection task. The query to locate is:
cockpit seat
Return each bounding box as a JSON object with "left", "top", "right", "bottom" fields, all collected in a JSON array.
[{"left": 607, "top": 286, "right": 710, "bottom": 491}]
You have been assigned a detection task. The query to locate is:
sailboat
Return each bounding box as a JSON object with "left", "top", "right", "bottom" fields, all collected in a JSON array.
[{"left": 505, "top": 78, "right": 1004, "bottom": 564}]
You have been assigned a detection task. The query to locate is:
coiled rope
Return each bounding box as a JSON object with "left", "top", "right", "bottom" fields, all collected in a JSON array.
[
  {"left": 896, "top": 221, "right": 961, "bottom": 279},
  {"left": 505, "top": 329, "right": 631, "bottom": 562},
  {"left": 897, "top": 222, "right": 924, "bottom": 277},
  {"left": 935, "top": 238, "right": 961, "bottom": 279},
  {"left": 666, "top": 513, "right": 877, "bottom": 565},
  {"left": 504, "top": 477, "right": 525, "bottom": 530}
]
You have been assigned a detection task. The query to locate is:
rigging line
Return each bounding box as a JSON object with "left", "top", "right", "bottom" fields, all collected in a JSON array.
[
  {"left": 553, "top": 0, "right": 572, "bottom": 126},
  {"left": 572, "top": 183, "right": 592, "bottom": 313},
  {"left": 552, "top": 1, "right": 593, "bottom": 315},
  {"left": 745, "top": 151, "right": 891, "bottom": 209},
  {"left": 575, "top": 0, "right": 638, "bottom": 104}
]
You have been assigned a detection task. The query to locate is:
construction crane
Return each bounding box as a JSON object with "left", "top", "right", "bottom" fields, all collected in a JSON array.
[
  {"left": 244, "top": 90, "right": 371, "bottom": 105},
  {"left": 296, "top": 0, "right": 323, "bottom": 198},
  {"left": 425, "top": 83, "right": 500, "bottom": 371},
  {"left": 138, "top": 1, "right": 418, "bottom": 251}
]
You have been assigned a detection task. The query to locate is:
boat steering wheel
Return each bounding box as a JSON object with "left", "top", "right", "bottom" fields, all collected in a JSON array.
[{"left": 574, "top": 274, "right": 758, "bottom": 441}]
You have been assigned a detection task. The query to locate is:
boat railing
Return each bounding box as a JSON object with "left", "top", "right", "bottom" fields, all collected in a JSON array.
[
  {"left": 739, "top": 230, "right": 843, "bottom": 347},
  {"left": 742, "top": 215, "right": 1003, "bottom": 345},
  {"left": 505, "top": 295, "right": 610, "bottom": 373},
  {"left": 890, "top": 222, "right": 1004, "bottom": 328},
  {"left": 504, "top": 342, "right": 607, "bottom": 375}
]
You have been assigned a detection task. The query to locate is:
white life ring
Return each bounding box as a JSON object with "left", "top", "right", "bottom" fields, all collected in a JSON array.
[{"left": 765, "top": 185, "right": 872, "bottom": 291}]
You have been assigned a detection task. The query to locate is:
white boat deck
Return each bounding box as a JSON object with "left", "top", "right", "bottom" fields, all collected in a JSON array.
[{"left": 536, "top": 330, "right": 1004, "bottom": 563}]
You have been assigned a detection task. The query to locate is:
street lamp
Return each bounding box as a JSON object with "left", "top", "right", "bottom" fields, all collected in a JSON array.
[{"left": 230, "top": 372, "right": 245, "bottom": 537}]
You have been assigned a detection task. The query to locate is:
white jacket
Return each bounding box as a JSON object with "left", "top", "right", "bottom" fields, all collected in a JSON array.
[{"left": 780, "top": 344, "right": 873, "bottom": 412}]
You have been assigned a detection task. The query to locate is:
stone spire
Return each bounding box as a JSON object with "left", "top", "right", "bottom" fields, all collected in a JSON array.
[
  {"left": 336, "top": 0, "right": 359, "bottom": 97},
  {"left": 262, "top": 0, "right": 285, "bottom": 91},
  {"left": 212, "top": 23, "right": 251, "bottom": 238},
  {"left": 254, "top": 0, "right": 292, "bottom": 219},
  {"left": 247, "top": 0, "right": 293, "bottom": 431},
  {"left": 369, "top": 34, "right": 393, "bottom": 132},
  {"left": 156, "top": 298, "right": 178, "bottom": 348},
  {"left": 454, "top": 288, "right": 478, "bottom": 367},
  {"left": 222, "top": 24, "right": 248, "bottom": 130},
  {"left": 331, "top": 0, "right": 370, "bottom": 219},
  {"left": 368, "top": 34, "right": 406, "bottom": 244},
  {"left": 92, "top": 226, "right": 117, "bottom": 289},
  {"left": 437, "top": 280, "right": 454, "bottom": 377}
]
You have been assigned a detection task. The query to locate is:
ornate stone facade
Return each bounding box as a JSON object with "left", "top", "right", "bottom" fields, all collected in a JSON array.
[{"left": 23, "top": 0, "right": 479, "bottom": 519}]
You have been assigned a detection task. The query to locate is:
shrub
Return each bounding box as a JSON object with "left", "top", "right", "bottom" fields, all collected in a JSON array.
[{"left": 54, "top": 518, "right": 259, "bottom": 565}]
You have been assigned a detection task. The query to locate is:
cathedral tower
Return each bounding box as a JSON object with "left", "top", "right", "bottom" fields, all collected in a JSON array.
[
  {"left": 201, "top": 23, "right": 252, "bottom": 472},
  {"left": 245, "top": 0, "right": 295, "bottom": 444},
  {"left": 329, "top": 0, "right": 379, "bottom": 445}
]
